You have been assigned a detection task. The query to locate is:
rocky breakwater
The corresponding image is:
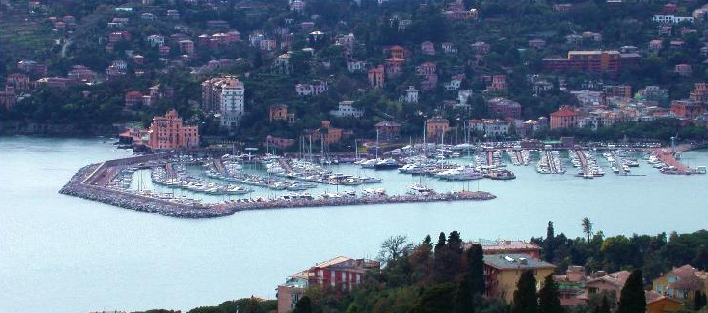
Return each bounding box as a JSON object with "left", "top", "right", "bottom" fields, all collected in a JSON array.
[
  {"left": 216, "top": 190, "right": 497, "bottom": 212},
  {"left": 59, "top": 164, "right": 235, "bottom": 218}
]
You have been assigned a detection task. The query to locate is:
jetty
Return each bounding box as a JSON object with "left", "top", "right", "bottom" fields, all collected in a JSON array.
[{"left": 59, "top": 154, "right": 496, "bottom": 219}]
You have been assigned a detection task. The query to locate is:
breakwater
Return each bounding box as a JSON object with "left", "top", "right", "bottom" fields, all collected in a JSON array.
[{"left": 60, "top": 156, "right": 496, "bottom": 219}]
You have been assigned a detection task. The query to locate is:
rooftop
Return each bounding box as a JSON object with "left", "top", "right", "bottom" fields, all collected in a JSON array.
[{"left": 483, "top": 253, "right": 555, "bottom": 270}]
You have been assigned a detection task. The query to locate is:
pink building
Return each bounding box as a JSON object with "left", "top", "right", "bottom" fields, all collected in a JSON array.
[
  {"left": 148, "top": 109, "right": 199, "bottom": 150},
  {"left": 421, "top": 41, "right": 435, "bottom": 55},
  {"left": 368, "top": 65, "right": 385, "bottom": 88},
  {"left": 179, "top": 39, "right": 195, "bottom": 55},
  {"left": 125, "top": 91, "right": 143, "bottom": 108},
  {"left": 675, "top": 64, "right": 692, "bottom": 76}
]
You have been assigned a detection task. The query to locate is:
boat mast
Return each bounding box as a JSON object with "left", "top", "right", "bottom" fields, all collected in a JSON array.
[{"left": 375, "top": 129, "right": 379, "bottom": 159}]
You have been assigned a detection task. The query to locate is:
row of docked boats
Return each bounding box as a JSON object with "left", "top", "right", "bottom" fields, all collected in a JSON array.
[
  {"left": 152, "top": 165, "right": 254, "bottom": 195},
  {"left": 569, "top": 150, "right": 605, "bottom": 179},
  {"left": 536, "top": 151, "right": 566, "bottom": 174}
]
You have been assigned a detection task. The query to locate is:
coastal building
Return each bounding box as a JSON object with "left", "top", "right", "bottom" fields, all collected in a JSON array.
[
  {"left": 671, "top": 100, "right": 705, "bottom": 120},
  {"left": 7, "top": 73, "right": 30, "bottom": 91},
  {"left": 0, "top": 86, "right": 17, "bottom": 111},
  {"left": 426, "top": 117, "right": 450, "bottom": 140},
  {"left": 201, "top": 76, "right": 245, "bottom": 127},
  {"left": 646, "top": 292, "right": 684, "bottom": 313},
  {"left": 675, "top": 64, "right": 692, "bottom": 76},
  {"left": 421, "top": 41, "right": 435, "bottom": 55},
  {"left": 652, "top": 265, "right": 707, "bottom": 300},
  {"left": 276, "top": 256, "right": 380, "bottom": 313},
  {"left": 543, "top": 51, "right": 640, "bottom": 75},
  {"left": 374, "top": 121, "right": 402, "bottom": 140},
  {"left": 179, "top": 39, "right": 195, "bottom": 55},
  {"left": 330, "top": 101, "right": 364, "bottom": 118},
  {"left": 147, "top": 109, "right": 199, "bottom": 150},
  {"left": 368, "top": 65, "right": 385, "bottom": 88},
  {"left": 653, "top": 15, "right": 694, "bottom": 24},
  {"left": 404, "top": 86, "right": 419, "bottom": 103},
  {"left": 294, "top": 80, "right": 328, "bottom": 96},
  {"left": 465, "top": 240, "right": 542, "bottom": 259},
  {"left": 266, "top": 136, "right": 295, "bottom": 150},
  {"left": 488, "top": 97, "right": 521, "bottom": 119},
  {"left": 483, "top": 253, "right": 555, "bottom": 302},
  {"left": 269, "top": 104, "right": 294, "bottom": 122},
  {"left": 587, "top": 270, "right": 630, "bottom": 299},
  {"left": 124, "top": 91, "right": 143, "bottom": 108},
  {"left": 554, "top": 266, "right": 590, "bottom": 306},
  {"left": 550, "top": 106, "right": 579, "bottom": 129}
]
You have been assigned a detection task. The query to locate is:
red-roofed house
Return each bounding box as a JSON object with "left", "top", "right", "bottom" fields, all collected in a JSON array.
[
  {"left": 276, "top": 256, "right": 380, "bottom": 313},
  {"left": 550, "top": 106, "right": 579, "bottom": 129},
  {"left": 125, "top": 91, "right": 143, "bottom": 108}
]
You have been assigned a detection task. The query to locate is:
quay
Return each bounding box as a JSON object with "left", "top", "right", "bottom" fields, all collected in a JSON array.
[
  {"left": 59, "top": 154, "right": 496, "bottom": 218},
  {"left": 652, "top": 148, "right": 695, "bottom": 175},
  {"left": 575, "top": 150, "right": 590, "bottom": 177}
]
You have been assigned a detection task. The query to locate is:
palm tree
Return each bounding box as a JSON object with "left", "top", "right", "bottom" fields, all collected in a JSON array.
[{"left": 582, "top": 217, "right": 593, "bottom": 243}]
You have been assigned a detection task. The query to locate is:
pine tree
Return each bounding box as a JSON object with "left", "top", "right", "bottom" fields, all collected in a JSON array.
[
  {"left": 538, "top": 275, "right": 563, "bottom": 313},
  {"left": 454, "top": 273, "right": 475, "bottom": 313},
  {"left": 512, "top": 270, "right": 538, "bottom": 313},
  {"left": 423, "top": 235, "right": 432, "bottom": 246},
  {"left": 692, "top": 244, "right": 708, "bottom": 271},
  {"left": 468, "top": 244, "right": 485, "bottom": 295},
  {"left": 448, "top": 231, "right": 463, "bottom": 255},
  {"left": 292, "top": 296, "right": 312, "bottom": 313},
  {"left": 617, "top": 270, "right": 645, "bottom": 313}
]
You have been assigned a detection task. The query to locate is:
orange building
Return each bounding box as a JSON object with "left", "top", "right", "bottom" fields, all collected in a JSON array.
[
  {"left": 388, "top": 45, "right": 406, "bottom": 59},
  {"left": 426, "top": 117, "right": 450, "bottom": 140},
  {"left": 550, "top": 107, "right": 579, "bottom": 129},
  {"left": 269, "top": 104, "right": 294, "bottom": 122},
  {"left": 319, "top": 121, "right": 343, "bottom": 144},
  {"left": 148, "top": 109, "right": 199, "bottom": 150},
  {"left": 670, "top": 100, "right": 706, "bottom": 120}
]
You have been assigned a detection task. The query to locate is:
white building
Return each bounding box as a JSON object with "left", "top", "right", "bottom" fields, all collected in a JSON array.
[
  {"left": 219, "top": 79, "right": 245, "bottom": 128},
  {"left": 653, "top": 15, "right": 694, "bottom": 24},
  {"left": 330, "top": 101, "right": 364, "bottom": 118},
  {"left": 347, "top": 60, "right": 366, "bottom": 73},
  {"left": 295, "top": 80, "right": 328, "bottom": 96},
  {"left": 470, "top": 119, "right": 510, "bottom": 137},
  {"left": 147, "top": 34, "right": 165, "bottom": 47},
  {"left": 404, "top": 86, "right": 419, "bottom": 103},
  {"left": 458, "top": 90, "right": 473, "bottom": 105}
]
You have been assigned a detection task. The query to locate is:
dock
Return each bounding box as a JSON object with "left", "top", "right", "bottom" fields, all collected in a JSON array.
[{"left": 653, "top": 148, "right": 692, "bottom": 175}]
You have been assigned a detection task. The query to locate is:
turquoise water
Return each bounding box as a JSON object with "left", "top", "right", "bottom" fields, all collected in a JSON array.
[{"left": 1, "top": 136, "right": 707, "bottom": 313}]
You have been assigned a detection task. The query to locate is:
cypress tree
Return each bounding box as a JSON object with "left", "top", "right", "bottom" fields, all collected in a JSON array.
[
  {"left": 292, "top": 296, "right": 312, "bottom": 313},
  {"left": 468, "top": 244, "right": 485, "bottom": 295},
  {"left": 543, "top": 221, "right": 555, "bottom": 262},
  {"left": 538, "top": 274, "right": 563, "bottom": 313},
  {"left": 423, "top": 235, "right": 432, "bottom": 246},
  {"left": 448, "top": 231, "right": 463, "bottom": 255},
  {"left": 617, "top": 270, "right": 645, "bottom": 313},
  {"left": 454, "top": 273, "right": 475, "bottom": 313},
  {"left": 435, "top": 232, "right": 447, "bottom": 253},
  {"left": 694, "top": 290, "right": 702, "bottom": 310},
  {"left": 599, "top": 294, "right": 612, "bottom": 313},
  {"left": 512, "top": 270, "right": 538, "bottom": 313}
]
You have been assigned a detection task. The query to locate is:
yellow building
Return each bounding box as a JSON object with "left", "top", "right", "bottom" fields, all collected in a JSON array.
[
  {"left": 483, "top": 253, "right": 555, "bottom": 303},
  {"left": 652, "top": 265, "right": 706, "bottom": 300}
]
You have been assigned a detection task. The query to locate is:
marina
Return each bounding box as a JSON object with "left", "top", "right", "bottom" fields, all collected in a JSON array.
[{"left": 4, "top": 137, "right": 708, "bottom": 313}]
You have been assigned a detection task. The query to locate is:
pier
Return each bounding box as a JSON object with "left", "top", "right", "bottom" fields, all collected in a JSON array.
[{"left": 653, "top": 148, "right": 692, "bottom": 175}]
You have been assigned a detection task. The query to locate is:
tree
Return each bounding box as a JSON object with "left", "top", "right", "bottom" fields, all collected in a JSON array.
[
  {"left": 468, "top": 244, "right": 485, "bottom": 295},
  {"left": 617, "top": 270, "right": 645, "bottom": 313},
  {"left": 512, "top": 270, "right": 538, "bottom": 313},
  {"left": 692, "top": 244, "right": 708, "bottom": 271},
  {"left": 582, "top": 217, "right": 593, "bottom": 243},
  {"left": 538, "top": 274, "right": 563, "bottom": 313},
  {"left": 543, "top": 221, "right": 555, "bottom": 262},
  {"left": 599, "top": 294, "right": 612, "bottom": 313},
  {"left": 414, "top": 282, "right": 456, "bottom": 313},
  {"left": 454, "top": 273, "right": 475, "bottom": 313},
  {"left": 378, "top": 235, "right": 411, "bottom": 265},
  {"left": 694, "top": 291, "right": 703, "bottom": 310},
  {"left": 293, "top": 296, "right": 312, "bottom": 313}
]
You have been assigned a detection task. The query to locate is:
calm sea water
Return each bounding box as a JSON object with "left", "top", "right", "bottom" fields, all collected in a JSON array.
[{"left": 1, "top": 136, "right": 707, "bottom": 313}]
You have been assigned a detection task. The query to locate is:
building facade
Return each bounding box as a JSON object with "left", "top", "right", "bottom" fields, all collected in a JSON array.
[{"left": 147, "top": 109, "right": 199, "bottom": 150}]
